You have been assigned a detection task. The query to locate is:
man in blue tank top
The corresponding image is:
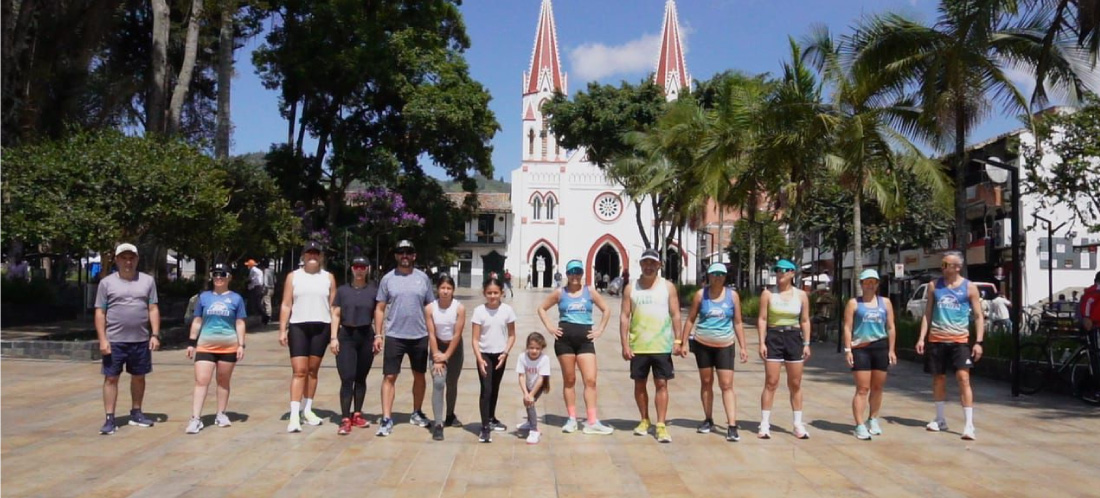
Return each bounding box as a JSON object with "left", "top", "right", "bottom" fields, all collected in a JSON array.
[{"left": 915, "top": 252, "right": 984, "bottom": 441}]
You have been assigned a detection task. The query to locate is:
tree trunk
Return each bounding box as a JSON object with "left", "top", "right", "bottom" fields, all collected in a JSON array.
[
  {"left": 717, "top": 209, "right": 724, "bottom": 263},
  {"left": 167, "top": 0, "right": 205, "bottom": 136},
  {"left": 295, "top": 100, "right": 308, "bottom": 155},
  {"left": 954, "top": 106, "right": 969, "bottom": 277},
  {"left": 214, "top": 0, "right": 235, "bottom": 159},
  {"left": 286, "top": 99, "right": 297, "bottom": 146},
  {"left": 634, "top": 199, "right": 651, "bottom": 249},
  {"left": 853, "top": 186, "right": 863, "bottom": 298},
  {"left": 746, "top": 192, "right": 758, "bottom": 293},
  {"left": 148, "top": 0, "right": 170, "bottom": 135}
]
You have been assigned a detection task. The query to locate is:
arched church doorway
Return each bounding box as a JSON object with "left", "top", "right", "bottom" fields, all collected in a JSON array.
[
  {"left": 482, "top": 250, "right": 505, "bottom": 284},
  {"left": 665, "top": 247, "right": 681, "bottom": 283},
  {"left": 593, "top": 244, "right": 621, "bottom": 289},
  {"left": 531, "top": 247, "right": 554, "bottom": 288}
]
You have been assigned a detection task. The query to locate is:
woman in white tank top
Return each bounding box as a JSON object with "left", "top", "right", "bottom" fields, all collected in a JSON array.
[
  {"left": 425, "top": 274, "right": 466, "bottom": 438},
  {"left": 278, "top": 241, "right": 337, "bottom": 433}
]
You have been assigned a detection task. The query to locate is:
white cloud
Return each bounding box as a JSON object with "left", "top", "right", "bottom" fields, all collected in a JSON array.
[{"left": 568, "top": 32, "right": 665, "bottom": 82}]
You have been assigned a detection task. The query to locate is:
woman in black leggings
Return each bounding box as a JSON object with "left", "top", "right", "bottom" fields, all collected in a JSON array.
[{"left": 330, "top": 256, "right": 380, "bottom": 435}]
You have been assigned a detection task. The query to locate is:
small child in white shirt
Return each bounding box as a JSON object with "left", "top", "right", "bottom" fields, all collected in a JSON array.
[{"left": 516, "top": 332, "right": 551, "bottom": 444}]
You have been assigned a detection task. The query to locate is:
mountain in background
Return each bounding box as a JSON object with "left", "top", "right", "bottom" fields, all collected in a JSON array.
[{"left": 233, "top": 153, "right": 510, "bottom": 193}]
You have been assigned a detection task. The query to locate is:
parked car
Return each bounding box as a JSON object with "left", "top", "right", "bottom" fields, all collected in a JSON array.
[{"left": 906, "top": 281, "right": 998, "bottom": 320}]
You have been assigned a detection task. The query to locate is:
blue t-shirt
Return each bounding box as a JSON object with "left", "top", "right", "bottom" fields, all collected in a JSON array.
[
  {"left": 558, "top": 286, "right": 594, "bottom": 325},
  {"left": 853, "top": 296, "right": 888, "bottom": 347},
  {"left": 194, "top": 290, "right": 246, "bottom": 353}
]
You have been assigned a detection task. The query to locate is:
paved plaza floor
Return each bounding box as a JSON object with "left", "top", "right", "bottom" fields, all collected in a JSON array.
[{"left": 3, "top": 287, "right": 1098, "bottom": 497}]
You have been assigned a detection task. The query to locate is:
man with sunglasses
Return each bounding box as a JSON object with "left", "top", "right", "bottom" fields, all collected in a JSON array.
[
  {"left": 916, "top": 252, "right": 984, "bottom": 440},
  {"left": 374, "top": 240, "right": 435, "bottom": 436}
]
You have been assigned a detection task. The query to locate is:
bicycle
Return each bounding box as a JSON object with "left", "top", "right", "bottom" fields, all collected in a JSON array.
[{"left": 1015, "top": 327, "right": 1098, "bottom": 404}]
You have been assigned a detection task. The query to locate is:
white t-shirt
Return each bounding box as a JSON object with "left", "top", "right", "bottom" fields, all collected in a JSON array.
[
  {"left": 430, "top": 299, "right": 461, "bottom": 342},
  {"left": 989, "top": 296, "right": 1011, "bottom": 321},
  {"left": 472, "top": 303, "right": 516, "bottom": 354},
  {"left": 515, "top": 353, "right": 551, "bottom": 392}
]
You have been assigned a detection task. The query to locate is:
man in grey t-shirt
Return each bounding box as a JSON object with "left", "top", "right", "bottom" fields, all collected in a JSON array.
[
  {"left": 373, "top": 240, "right": 434, "bottom": 436},
  {"left": 94, "top": 243, "right": 161, "bottom": 435}
]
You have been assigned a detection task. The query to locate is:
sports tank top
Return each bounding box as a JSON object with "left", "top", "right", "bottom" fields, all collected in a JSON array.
[
  {"left": 290, "top": 269, "right": 332, "bottom": 324},
  {"left": 558, "top": 285, "right": 594, "bottom": 325},
  {"left": 629, "top": 277, "right": 673, "bottom": 354},
  {"left": 767, "top": 288, "right": 803, "bottom": 328},
  {"left": 695, "top": 287, "right": 735, "bottom": 345},
  {"left": 431, "top": 299, "right": 460, "bottom": 341},
  {"left": 853, "top": 296, "right": 888, "bottom": 347},
  {"left": 930, "top": 277, "right": 971, "bottom": 343}
]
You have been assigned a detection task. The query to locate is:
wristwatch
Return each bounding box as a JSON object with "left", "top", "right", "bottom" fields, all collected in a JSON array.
[
  {"left": 843, "top": 347, "right": 852, "bottom": 353},
  {"left": 803, "top": 341, "right": 811, "bottom": 346},
  {"left": 974, "top": 341, "right": 984, "bottom": 346}
]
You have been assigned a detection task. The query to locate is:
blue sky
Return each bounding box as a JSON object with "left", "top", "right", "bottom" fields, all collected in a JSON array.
[{"left": 230, "top": 0, "right": 1047, "bottom": 179}]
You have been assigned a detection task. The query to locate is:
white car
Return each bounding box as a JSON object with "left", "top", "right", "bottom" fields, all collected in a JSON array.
[{"left": 906, "top": 281, "right": 998, "bottom": 320}]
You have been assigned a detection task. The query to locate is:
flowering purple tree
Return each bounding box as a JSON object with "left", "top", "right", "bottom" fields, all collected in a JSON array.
[{"left": 345, "top": 187, "right": 425, "bottom": 266}]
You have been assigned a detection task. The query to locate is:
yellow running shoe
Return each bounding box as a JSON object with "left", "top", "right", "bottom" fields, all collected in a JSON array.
[
  {"left": 633, "top": 418, "right": 651, "bottom": 436},
  {"left": 656, "top": 423, "right": 672, "bottom": 443}
]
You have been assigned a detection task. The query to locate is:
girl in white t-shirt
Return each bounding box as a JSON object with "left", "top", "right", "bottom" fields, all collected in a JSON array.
[
  {"left": 425, "top": 274, "right": 466, "bottom": 441},
  {"left": 471, "top": 277, "right": 517, "bottom": 443},
  {"left": 517, "top": 332, "right": 551, "bottom": 444}
]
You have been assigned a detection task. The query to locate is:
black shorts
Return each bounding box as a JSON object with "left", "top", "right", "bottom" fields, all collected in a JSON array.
[
  {"left": 554, "top": 321, "right": 596, "bottom": 356},
  {"left": 288, "top": 322, "right": 329, "bottom": 358},
  {"left": 630, "top": 354, "right": 675, "bottom": 380},
  {"left": 383, "top": 336, "right": 429, "bottom": 375},
  {"left": 194, "top": 352, "right": 238, "bottom": 363},
  {"left": 690, "top": 340, "right": 735, "bottom": 371},
  {"left": 765, "top": 327, "right": 805, "bottom": 363},
  {"left": 101, "top": 341, "right": 152, "bottom": 377},
  {"left": 924, "top": 342, "right": 972, "bottom": 375},
  {"left": 851, "top": 339, "right": 889, "bottom": 372}
]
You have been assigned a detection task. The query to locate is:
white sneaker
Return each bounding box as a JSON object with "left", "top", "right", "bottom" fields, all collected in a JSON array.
[
  {"left": 185, "top": 417, "right": 203, "bottom": 434},
  {"left": 302, "top": 410, "right": 323, "bottom": 426},
  {"left": 562, "top": 418, "right": 578, "bottom": 433},
  {"left": 757, "top": 423, "right": 771, "bottom": 439},
  {"left": 583, "top": 420, "right": 614, "bottom": 435},
  {"left": 866, "top": 417, "right": 882, "bottom": 436},
  {"left": 793, "top": 422, "right": 810, "bottom": 439},
  {"left": 287, "top": 417, "right": 302, "bottom": 433},
  {"left": 961, "top": 425, "right": 976, "bottom": 441},
  {"left": 925, "top": 419, "right": 948, "bottom": 432},
  {"left": 215, "top": 412, "right": 232, "bottom": 427},
  {"left": 526, "top": 430, "right": 541, "bottom": 444}
]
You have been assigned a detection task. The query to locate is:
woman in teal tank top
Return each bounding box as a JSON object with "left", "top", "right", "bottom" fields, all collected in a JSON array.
[
  {"left": 842, "top": 269, "right": 897, "bottom": 440},
  {"left": 756, "top": 259, "right": 812, "bottom": 440},
  {"left": 681, "top": 262, "right": 749, "bottom": 441}
]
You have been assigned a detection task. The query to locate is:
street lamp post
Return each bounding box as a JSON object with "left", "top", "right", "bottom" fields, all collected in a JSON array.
[
  {"left": 978, "top": 157, "right": 1023, "bottom": 397},
  {"left": 1033, "top": 214, "right": 1066, "bottom": 307}
]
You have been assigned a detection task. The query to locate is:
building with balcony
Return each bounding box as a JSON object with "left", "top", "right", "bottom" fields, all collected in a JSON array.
[{"left": 444, "top": 192, "right": 512, "bottom": 288}]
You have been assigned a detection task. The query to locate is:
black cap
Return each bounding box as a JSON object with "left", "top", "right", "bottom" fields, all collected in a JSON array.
[
  {"left": 303, "top": 241, "right": 323, "bottom": 253},
  {"left": 211, "top": 263, "right": 229, "bottom": 273},
  {"left": 396, "top": 239, "right": 415, "bottom": 251},
  {"left": 351, "top": 256, "right": 370, "bottom": 266},
  {"left": 640, "top": 248, "right": 661, "bottom": 262}
]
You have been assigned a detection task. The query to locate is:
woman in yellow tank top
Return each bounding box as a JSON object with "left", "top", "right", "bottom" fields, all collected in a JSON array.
[{"left": 755, "top": 259, "right": 812, "bottom": 440}]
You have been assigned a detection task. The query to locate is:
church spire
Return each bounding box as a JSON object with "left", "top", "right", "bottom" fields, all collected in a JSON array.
[
  {"left": 654, "top": 0, "right": 690, "bottom": 100},
  {"left": 524, "top": 0, "right": 566, "bottom": 95}
]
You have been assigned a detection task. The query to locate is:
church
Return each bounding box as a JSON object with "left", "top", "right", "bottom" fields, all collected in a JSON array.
[{"left": 506, "top": 0, "right": 702, "bottom": 288}]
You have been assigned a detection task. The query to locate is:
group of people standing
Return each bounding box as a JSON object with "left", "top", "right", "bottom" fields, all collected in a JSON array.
[{"left": 94, "top": 239, "right": 990, "bottom": 445}]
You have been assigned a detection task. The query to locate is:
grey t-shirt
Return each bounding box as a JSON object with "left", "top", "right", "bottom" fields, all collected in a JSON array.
[
  {"left": 95, "top": 272, "right": 159, "bottom": 343},
  {"left": 377, "top": 268, "right": 434, "bottom": 339}
]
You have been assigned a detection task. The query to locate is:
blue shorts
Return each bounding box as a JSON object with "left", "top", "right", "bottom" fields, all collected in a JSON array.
[{"left": 102, "top": 341, "right": 153, "bottom": 377}]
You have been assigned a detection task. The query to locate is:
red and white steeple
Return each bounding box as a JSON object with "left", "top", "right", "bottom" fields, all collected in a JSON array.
[
  {"left": 653, "top": 0, "right": 690, "bottom": 101},
  {"left": 522, "top": 0, "right": 567, "bottom": 163}
]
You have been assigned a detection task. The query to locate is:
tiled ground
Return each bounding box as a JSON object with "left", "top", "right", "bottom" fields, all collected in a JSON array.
[{"left": 3, "top": 287, "right": 1098, "bottom": 497}]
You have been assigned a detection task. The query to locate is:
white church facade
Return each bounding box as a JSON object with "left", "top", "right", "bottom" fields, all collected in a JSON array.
[{"left": 506, "top": 0, "right": 701, "bottom": 288}]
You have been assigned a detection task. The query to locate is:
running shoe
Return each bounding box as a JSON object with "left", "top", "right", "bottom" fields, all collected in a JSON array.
[
  {"left": 526, "top": 430, "right": 542, "bottom": 444},
  {"left": 697, "top": 419, "right": 714, "bottom": 434},
  {"left": 99, "top": 418, "right": 117, "bottom": 435},
  {"left": 352, "top": 412, "right": 370, "bottom": 428},
  {"left": 793, "top": 422, "right": 811, "bottom": 439},
  {"left": 633, "top": 419, "right": 651, "bottom": 436},
  {"left": 583, "top": 420, "right": 614, "bottom": 435},
  {"left": 925, "top": 419, "right": 948, "bottom": 432},
  {"left": 128, "top": 409, "right": 155, "bottom": 427},
  {"left": 655, "top": 423, "right": 672, "bottom": 443},
  {"left": 445, "top": 414, "right": 463, "bottom": 428},
  {"left": 287, "top": 417, "right": 302, "bottom": 433},
  {"left": 726, "top": 425, "right": 740, "bottom": 442},
  {"left": 215, "top": 412, "right": 232, "bottom": 428},
  {"left": 410, "top": 410, "right": 431, "bottom": 428},
  {"left": 561, "top": 418, "right": 578, "bottom": 433},
  {"left": 376, "top": 417, "right": 394, "bottom": 437},
  {"left": 757, "top": 423, "right": 771, "bottom": 439},
  {"left": 302, "top": 409, "right": 323, "bottom": 426},
  {"left": 185, "top": 417, "right": 204, "bottom": 434},
  {"left": 490, "top": 419, "right": 508, "bottom": 432},
  {"left": 866, "top": 417, "right": 882, "bottom": 436},
  {"left": 961, "top": 425, "right": 976, "bottom": 441},
  {"left": 479, "top": 426, "right": 492, "bottom": 443},
  {"left": 432, "top": 424, "right": 445, "bottom": 441},
  {"left": 854, "top": 424, "right": 871, "bottom": 440},
  {"left": 338, "top": 418, "right": 352, "bottom": 436}
]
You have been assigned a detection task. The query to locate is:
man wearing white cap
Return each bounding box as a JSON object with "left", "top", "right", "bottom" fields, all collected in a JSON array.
[{"left": 94, "top": 243, "right": 160, "bottom": 435}]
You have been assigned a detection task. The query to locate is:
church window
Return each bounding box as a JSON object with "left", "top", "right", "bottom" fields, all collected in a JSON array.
[
  {"left": 541, "top": 122, "right": 548, "bottom": 158},
  {"left": 593, "top": 192, "right": 623, "bottom": 222},
  {"left": 532, "top": 196, "right": 543, "bottom": 220},
  {"left": 545, "top": 196, "right": 556, "bottom": 220},
  {"left": 528, "top": 129, "right": 535, "bottom": 156}
]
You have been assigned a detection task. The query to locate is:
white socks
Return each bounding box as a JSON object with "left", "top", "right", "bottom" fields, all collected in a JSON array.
[
  {"left": 290, "top": 401, "right": 301, "bottom": 420},
  {"left": 303, "top": 398, "right": 314, "bottom": 414},
  {"left": 760, "top": 410, "right": 771, "bottom": 427},
  {"left": 793, "top": 411, "right": 803, "bottom": 425},
  {"left": 934, "top": 401, "right": 946, "bottom": 422},
  {"left": 963, "top": 407, "right": 974, "bottom": 427}
]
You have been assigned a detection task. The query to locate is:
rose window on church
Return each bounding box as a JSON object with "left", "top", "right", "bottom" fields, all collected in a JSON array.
[{"left": 594, "top": 193, "right": 623, "bottom": 221}]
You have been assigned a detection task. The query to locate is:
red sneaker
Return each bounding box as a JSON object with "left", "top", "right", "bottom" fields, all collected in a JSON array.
[
  {"left": 338, "top": 418, "right": 352, "bottom": 435},
  {"left": 352, "top": 412, "right": 370, "bottom": 428}
]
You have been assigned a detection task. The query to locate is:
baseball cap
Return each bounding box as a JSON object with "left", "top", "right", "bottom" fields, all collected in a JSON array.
[
  {"left": 302, "top": 241, "right": 323, "bottom": 253},
  {"left": 859, "top": 269, "right": 880, "bottom": 281},
  {"left": 211, "top": 263, "right": 230, "bottom": 274},
  {"left": 244, "top": 259, "right": 257, "bottom": 267},
  {"left": 351, "top": 256, "right": 370, "bottom": 267},
  {"left": 565, "top": 260, "right": 584, "bottom": 273},
  {"left": 707, "top": 262, "right": 728, "bottom": 275},
  {"left": 396, "top": 240, "right": 415, "bottom": 251},
  {"left": 640, "top": 249, "right": 661, "bottom": 262},
  {"left": 772, "top": 259, "right": 797, "bottom": 272},
  {"left": 114, "top": 243, "right": 138, "bottom": 256}
]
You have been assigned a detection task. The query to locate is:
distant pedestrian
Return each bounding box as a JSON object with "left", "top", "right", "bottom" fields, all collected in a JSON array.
[
  {"left": 279, "top": 241, "right": 337, "bottom": 433},
  {"left": 263, "top": 261, "right": 276, "bottom": 325},
  {"left": 95, "top": 243, "right": 160, "bottom": 435},
  {"left": 503, "top": 270, "right": 514, "bottom": 297},
  {"left": 184, "top": 263, "right": 247, "bottom": 434},
  {"left": 331, "top": 256, "right": 379, "bottom": 435},
  {"left": 554, "top": 270, "right": 563, "bottom": 288},
  {"left": 245, "top": 259, "right": 267, "bottom": 324}
]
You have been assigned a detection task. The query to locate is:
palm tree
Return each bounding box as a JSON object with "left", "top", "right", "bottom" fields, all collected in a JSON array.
[
  {"left": 1030, "top": 0, "right": 1100, "bottom": 103},
  {"left": 852, "top": 0, "right": 1092, "bottom": 273}
]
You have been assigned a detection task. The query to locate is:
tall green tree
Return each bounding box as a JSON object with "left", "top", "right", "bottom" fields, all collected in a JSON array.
[{"left": 1022, "top": 93, "right": 1100, "bottom": 231}]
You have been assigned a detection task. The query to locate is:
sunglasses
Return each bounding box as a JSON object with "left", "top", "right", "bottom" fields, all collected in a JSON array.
[
  {"left": 941, "top": 262, "right": 959, "bottom": 269},
  {"left": 566, "top": 269, "right": 583, "bottom": 276},
  {"left": 352, "top": 265, "right": 368, "bottom": 270},
  {"left": 211, "top": 272, "right": 228, "bottom": 278},
  {"left": 774, "top": 268, "right": 793, "bottom": 274},
  {"left": 395, "top": 249, "right": 415, "bottom": 255}
]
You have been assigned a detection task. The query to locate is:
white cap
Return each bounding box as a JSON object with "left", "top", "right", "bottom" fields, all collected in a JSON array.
[{"left": 115, "top": 243, "right": 138, "bottom": 256}]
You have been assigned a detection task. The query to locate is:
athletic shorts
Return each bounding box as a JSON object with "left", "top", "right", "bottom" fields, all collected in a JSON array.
[
  {"left": 554, "top": 321, "right": 596, "bottom": 356},
  {"left": 851, "top": 339, "right": 889, "bottom": 372},
  {"left": 288, "top": 322, "right": 329, "bottom": 358},
  {"left": 194, "top": 352, "right": 238, "bottom": 363},
  {"left": 765, "top": 327, "right": 805, "bottom": 362},
  {"left": 102, "top": 341, "right": 152, "bottom": 377},
  {"left": 690, "top": 339, "right": 735, "bottom": 371},
  {"left": 630, "top": 353, "right": 675, "bottom": 380},
  {"left": 924, "top": 342, "right": 972, "bottom": 375},
  {"left": 383, "top": 336, "right": 429, "bottom": 375}
]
